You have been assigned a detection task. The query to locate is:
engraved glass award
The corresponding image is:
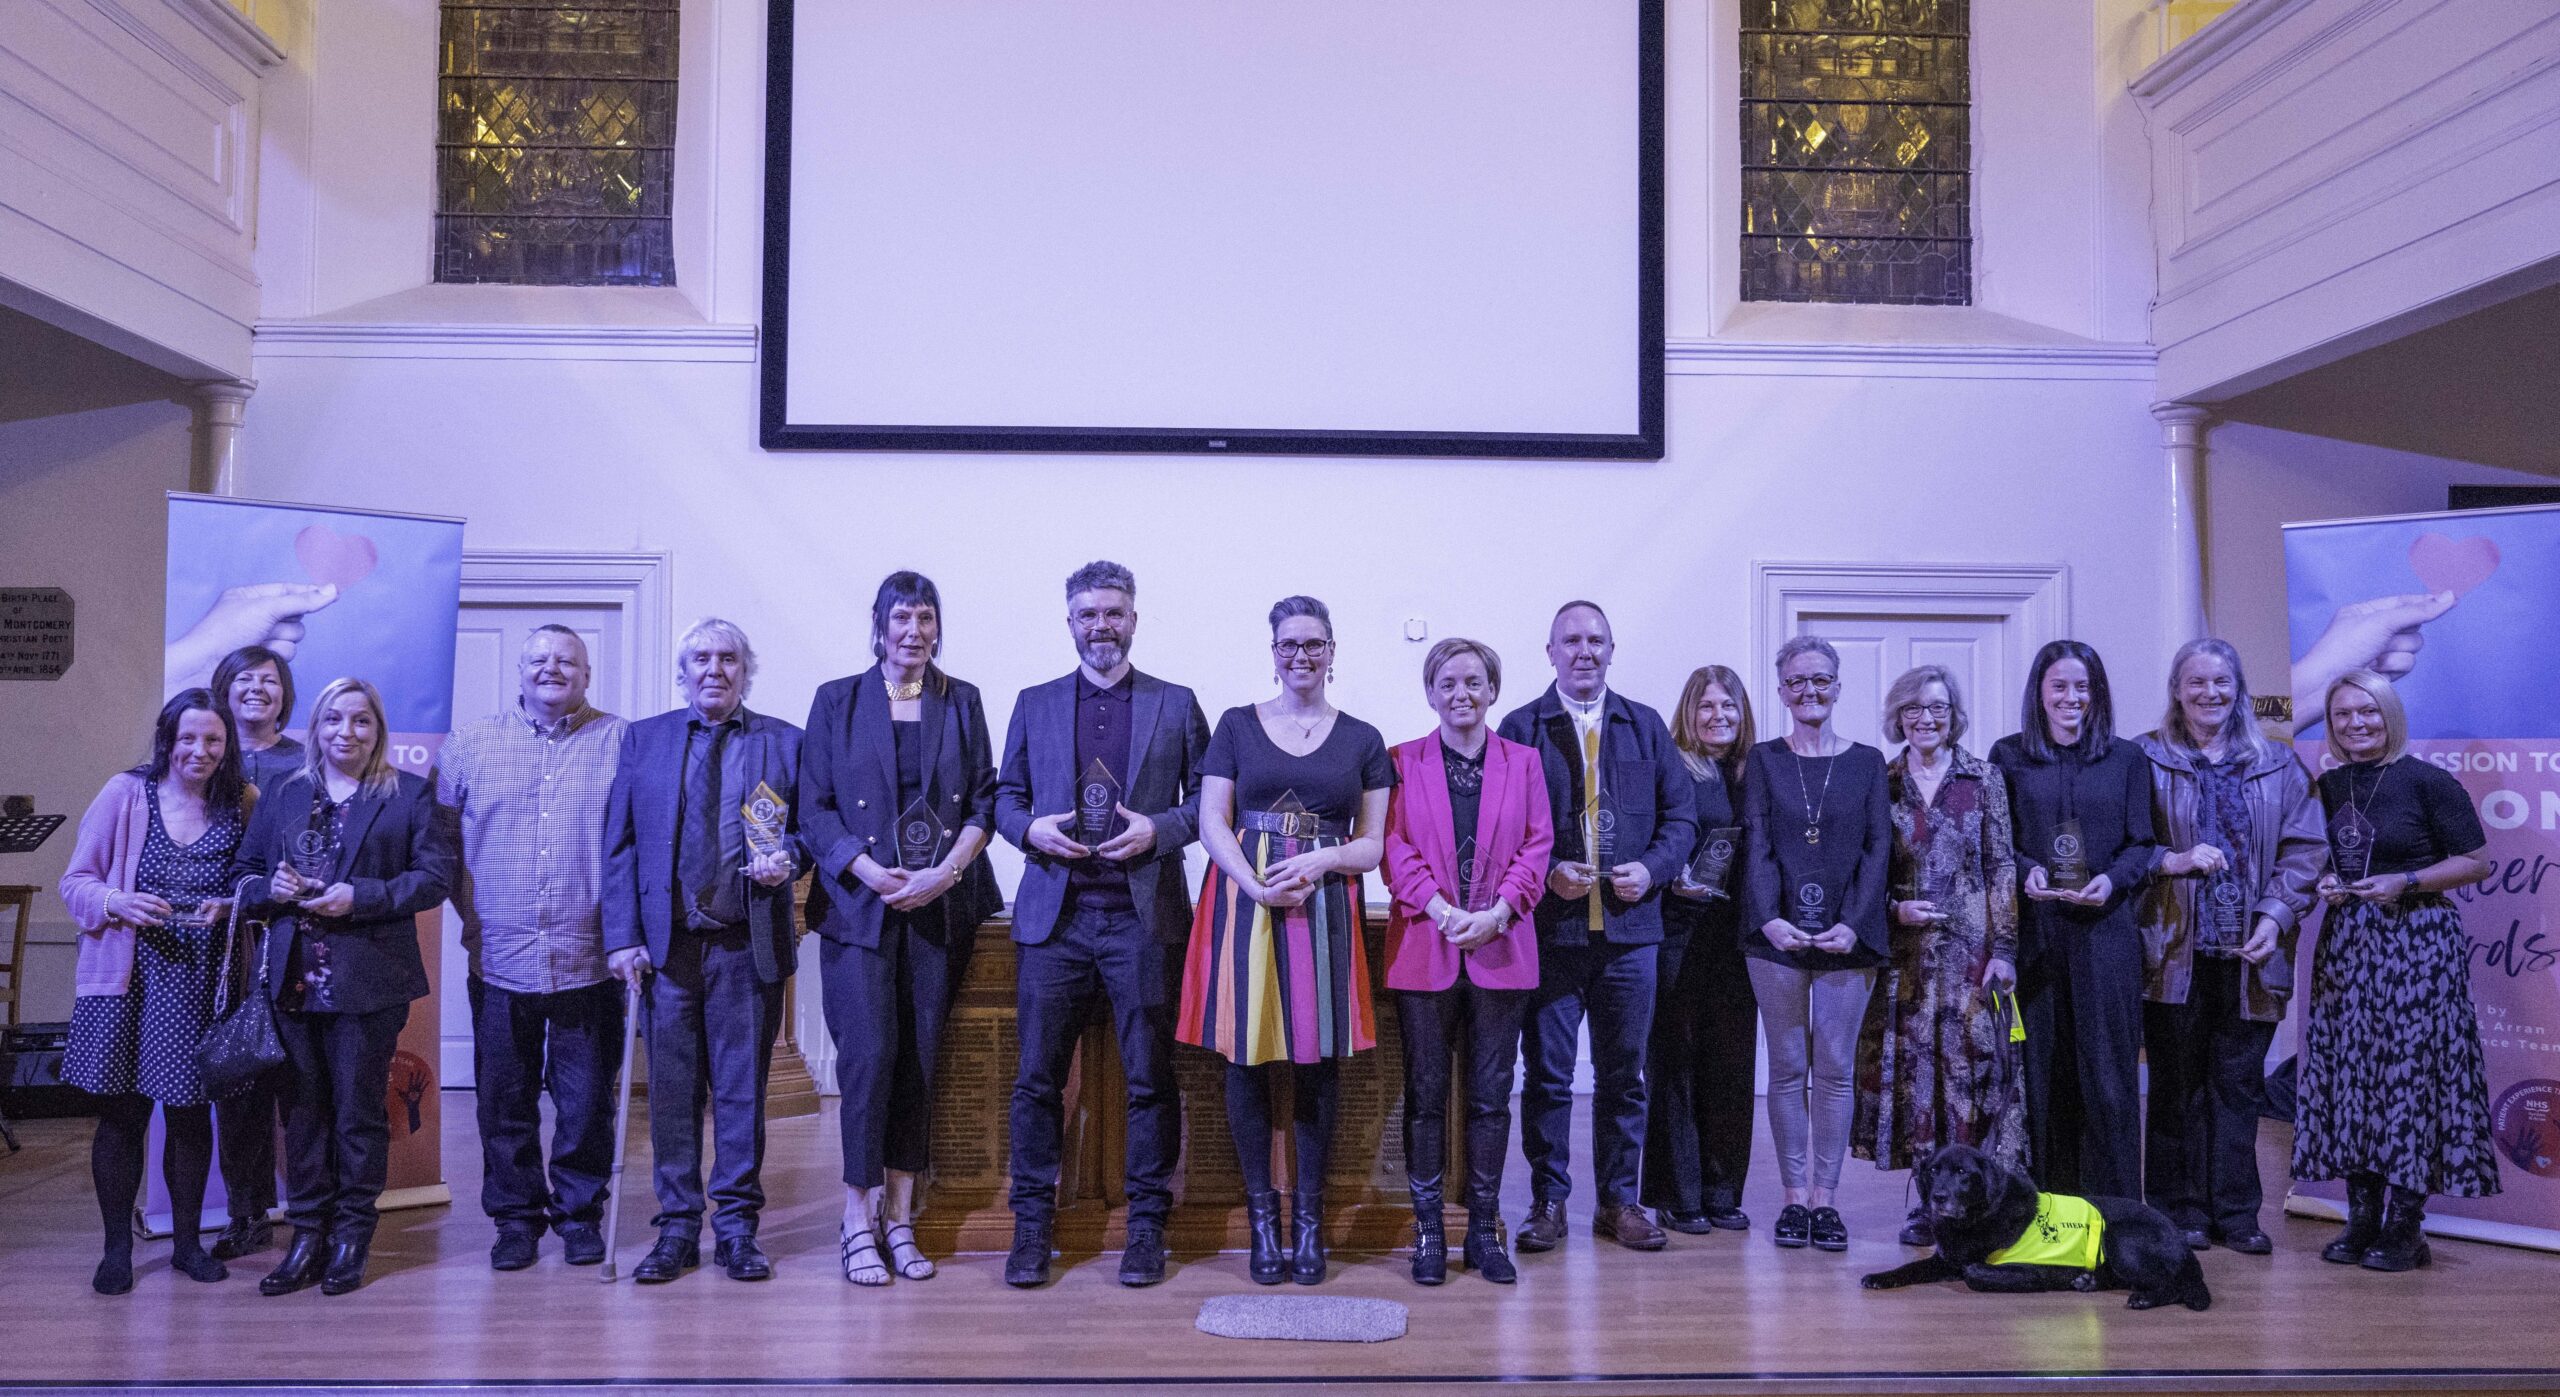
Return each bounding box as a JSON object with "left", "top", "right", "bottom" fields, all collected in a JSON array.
[
  {"left": 896, "top": 797, "right": 950, "bottom": 872},
  {"left": 1456, "top": 836, "right": 1490, "bottom": 913},
  {"left": 1590, "top": 776, "right": 1618, "bottom": 871},
  {"left": 2047, "top": 817, "right": 2092, "bottom": 892},
  {"left": 1681, "top": 825, "right": 1741, "bottom": 900},
  {"left": 2331, "top": 805, "right": 2374, "bottom": 883},
  {"left": 1076, "top": 758, "right": 1124, "bottom": 848},
  {"left": 290, "top": 826, "right": 336, "bottom": 885},
  {"left": 1264, "top": 789, "right": 1318, "bottom": 853},
  {"left": 2206, "top": 872, "right": 2248, "bottom": 948},
  {"left": 740, "top": 780, "right": 791, "bottom": 861},
  {"left": 1792, "top": 879, "right": 1832, "bottom": 935}
]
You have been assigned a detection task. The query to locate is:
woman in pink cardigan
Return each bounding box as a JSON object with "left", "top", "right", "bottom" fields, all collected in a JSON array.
[
  {"left": 58, "top": 689, "right": 256, "bottom": 1294},
  {"left": 1380, "top": 638, "right": 1553, "bottom": 1286}
]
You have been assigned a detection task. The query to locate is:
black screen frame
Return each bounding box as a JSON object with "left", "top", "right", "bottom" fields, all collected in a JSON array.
[{"left": 758, "top": 0, "right": 1664, "bottom": 460}]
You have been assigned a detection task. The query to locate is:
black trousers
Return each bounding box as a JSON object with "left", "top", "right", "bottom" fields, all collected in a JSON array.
[
  {"left": 2143, "top": 955, "right": 2276, "bottom": 1233},
  {"left": 1395, "top": 980, "right": 1527, "bottom": 1215},
  {"left": 2020, "top": 920, "right": 2144, "bottom": 1199},
  {"left": 821, "top": 918, "right": 973, "bottom": 1188},
  {"left": 1009, "top": 904, "right": 1181, "bottom": 1228},
  {"left": 1640, "top": 919, "right": 1761, "bottom": 1215},
  {"left": 646, "top": 925, "right": 784, "bottom": 1241},
  {"left": 276, "top": 1004, "right": 408, "bottom": 1243},
  {"left": 1226, "top": 1059, "right": 1339, "bottom": 1198},
  {"left": 467, "top": 976, "right": 624, "bottom": 1230},
  {"left": 215, "top": 1071, "right": 287, "bottom": 1222},
  {"left": 1522, "top": 940, "right": 1657, "bottom": 1209}
]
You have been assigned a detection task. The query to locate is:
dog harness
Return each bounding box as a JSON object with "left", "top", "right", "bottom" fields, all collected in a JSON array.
[{"left": 1986, "top": 1193, "right": 2105, "bottom": 1270}]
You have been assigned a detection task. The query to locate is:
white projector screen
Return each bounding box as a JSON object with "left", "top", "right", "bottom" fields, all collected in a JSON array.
[{"left": 762, "top": 0, "right": 1662, "bottom": 458}]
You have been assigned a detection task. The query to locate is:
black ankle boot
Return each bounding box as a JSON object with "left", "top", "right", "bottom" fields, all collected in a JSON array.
[
  {"left": 1289, "top": 1189, "right": 1325, "bottom": 1285},
  {"left": 260, "top": 1230, "right": 326, "bottom": 1296},
  {"left": 1245, "top": 1191, "right": 1286, "bottom": 1286},
  {"left": 1409, "top": 1174, "right": 1446, "bottom": 1285},
  {"left": 1463, "top": 1209, "right": 1516, "bottom": 1284},
  {"left": 2321, "top": 1172, "right": 2385, "bottom": 1265},
  {"left": 320, "top": 1236, "right": 372, "bottom": 1295},
  {"left": 2361, "top": 1187, "right": 2432, "bottom": 1272}
]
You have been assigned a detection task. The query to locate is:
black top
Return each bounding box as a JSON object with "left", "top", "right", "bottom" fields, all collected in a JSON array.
[
  {"left": 893, "top": 719, "right": 924, "bottom": 811},
  {"left": 1068, "top": 672, "right": 1136, "bottom": 911},
  {"left": 1739, "top": 740, "right": 1892, "bottom": 969},
  {"left": 1665, "top": 753, "right": 1742, "bottom": 938},
  {"left": 239, "top": 737, "right": 305, "bottom": 797},
  {"left": 1442, "top": 737, "right": 1486, "bottom": 867},
  {"left": 2317, "top": 758, "right": 2485, "bottom": 877},
  {"left": 1204, "top": 706, "right": 1394, "bottom": 833},
  {"left": 1989, "top": 733, "right": 2157, "bottom": 960}
]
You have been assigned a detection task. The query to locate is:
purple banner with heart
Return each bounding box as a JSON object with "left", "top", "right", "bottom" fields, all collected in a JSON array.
[
  {"left": 162, "top": 493, "right": 464, "bottom": 775},
  {"left": 2284, "top": 503, "right": 2560, "bottom": 1253}
]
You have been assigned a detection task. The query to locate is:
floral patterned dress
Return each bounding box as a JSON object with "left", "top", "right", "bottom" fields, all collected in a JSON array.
[{"left": 1853, "top": 745, "right": 2029, "bottom": 1171}]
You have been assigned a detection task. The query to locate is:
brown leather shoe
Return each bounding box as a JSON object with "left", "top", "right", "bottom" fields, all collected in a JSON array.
[
  {"left": 1594, "top": 1203, "right": 1668, "bottom": 1251},
  {"left": 1515, "top": 1200, "right": 1567, "bottom": 1253}
]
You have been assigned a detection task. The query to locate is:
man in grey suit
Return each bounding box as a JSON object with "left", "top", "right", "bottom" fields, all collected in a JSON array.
[
  {"left": 603, "top": 618, "right": 803, "bottom": 1283},
  {"left": 995, "top": 561, "right": 1211, "bottom": 1288}
]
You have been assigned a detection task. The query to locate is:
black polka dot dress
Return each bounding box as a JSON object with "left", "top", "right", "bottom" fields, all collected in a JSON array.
[{"left": 63, "top": 783, "right": 244, "bottom": 1107}]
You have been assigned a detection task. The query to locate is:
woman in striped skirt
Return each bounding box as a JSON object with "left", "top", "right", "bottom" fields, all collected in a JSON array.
[{"left": 1178, "top": 595, "right": 1394, "bottom": 1286}]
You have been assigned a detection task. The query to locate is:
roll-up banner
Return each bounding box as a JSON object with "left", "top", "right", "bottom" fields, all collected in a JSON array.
[
  {"left": 2282, "top": 503, "right": 2560, "bottom": 1253},
  {"left": 152, "top": 494, "right": 463, "bottom": 1229}
]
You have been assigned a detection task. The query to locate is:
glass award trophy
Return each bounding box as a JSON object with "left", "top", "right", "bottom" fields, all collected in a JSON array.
[
  {"left": 1589, "top": 776, "right": 1619, "bottom": 872},
  {"left": 1076, "top": 758, "right": 1124, "bottom": 848},
  {"left": 290, "top": 826, "right": 337, "bottom": 895},
  {"left": 741, "top": 780, "right": 790, "bottom": 861},
  {"left": 2206, "top": 872, "right": 2248, "bottom": 948},
  {"left": 2331, "top": 805, "right": 2375, "bottom": 883},
  {"left": 1264, "top": 789, "right": 1318, "bottom": 852},
  {"left": 1456, "top": 836, "right": 1490, "bottom": 914},
  {"left": 896, "top": 797, "right": 950, "bottom": 872},
  {"left": 1681, "top": 825, "right": 1741, "bottom": 900},
  {"left": 1792, "top": 879, "right": 1832, "bottom": 936},
  {"left": 2047, "top": 818, "right": 2092, "bottom": 892}
]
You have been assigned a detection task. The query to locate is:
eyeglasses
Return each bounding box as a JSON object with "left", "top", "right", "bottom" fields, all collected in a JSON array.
[
  {"left": 1898, "top": 702, "right": 1952, "bottom": 720},
  {"left": 1780, "top": 675, "right": 1838, "bottom": 695},
  {"left": 1273, "top": 639, "right": 1334, "bottom": 659},
  {"left": 1071, "top": 608, "right": 1130, "bottom": 629}
]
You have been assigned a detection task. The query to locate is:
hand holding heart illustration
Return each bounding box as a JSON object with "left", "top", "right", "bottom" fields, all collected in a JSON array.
[
  {"left": 295, "top": 524, "right": 380, "bottom": 590},
  {"left": 2407, "top": 533, "right": 2500, "bottom": 598}
]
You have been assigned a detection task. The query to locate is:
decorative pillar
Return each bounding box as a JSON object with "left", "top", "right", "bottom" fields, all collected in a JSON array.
[
  {"left": 192, "top": 379, "right": 254, "bottom": 496},
  {"left": 2153, "top": 401, "right": 2212, "bottom": 642}
]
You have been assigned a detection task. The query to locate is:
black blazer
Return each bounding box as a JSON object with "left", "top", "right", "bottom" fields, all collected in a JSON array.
[
  {"left": 1989, "top": 733, "right": 2158, "bottom": 968},
  {"left": 994, "top": 669, "right": 1211, "bottom": 945},
  {"left": 602, "top": 707, "right": 803, "bottom": 983},
  {"left": 233, "top": 768, "right": 452, "bottom": 1015},
  {"left": 1494, "top": 684, "right": 1698, "bottom": 947},
  {"left": 801, "top": 665, "right": 1002, "bottom": 948}
]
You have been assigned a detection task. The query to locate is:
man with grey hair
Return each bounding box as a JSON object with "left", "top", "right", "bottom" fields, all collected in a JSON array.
[
  {"left": 437, "top": 624, "right": 629, "bottom": 1271},
  {"left": 994, "top": 560, "right": 1211, "bottom": 1287},
  {"left": 603, "top": 618, "right": 803, "bottom": 1282}
]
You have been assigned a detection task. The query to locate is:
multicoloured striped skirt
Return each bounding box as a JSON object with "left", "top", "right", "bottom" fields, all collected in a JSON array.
[{"left": 1177, "top": 827, "right": 1375, "bottom": 1066}]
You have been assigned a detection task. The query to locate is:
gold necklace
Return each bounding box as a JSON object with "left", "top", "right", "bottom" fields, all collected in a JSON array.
[{"left": 883, "top": 674, "right": 924, "bottom": 702}]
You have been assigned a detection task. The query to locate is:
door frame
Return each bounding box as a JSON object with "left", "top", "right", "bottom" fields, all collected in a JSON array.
[{"left": 1751, "top": 560, "right": 2072, "bottom": 733}]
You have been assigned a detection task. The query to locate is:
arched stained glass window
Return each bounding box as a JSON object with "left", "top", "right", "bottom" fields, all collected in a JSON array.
[
  {"left": 1742, "top": 0, "right": 1970, "bottom": 305},
  {"left": 436, "top": 1, "right": 677, "bottom": 286}
]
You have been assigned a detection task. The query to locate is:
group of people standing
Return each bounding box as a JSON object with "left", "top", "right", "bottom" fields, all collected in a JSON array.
[{"left": 57, "top": 561, "right": 2501, "bottom": 1298}]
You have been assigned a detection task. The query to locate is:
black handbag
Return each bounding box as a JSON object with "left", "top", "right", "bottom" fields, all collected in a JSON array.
[{"left": 198, "top": 875, "right": 287, "bottom": 1100}]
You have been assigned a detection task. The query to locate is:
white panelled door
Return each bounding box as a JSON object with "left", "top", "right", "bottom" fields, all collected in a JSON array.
[
  {"left": 1797, "top": 615, "right": 2009, "bottom": 752},
  {"left": 441, "top": 603, "right": 634, "bottom": 1087}
]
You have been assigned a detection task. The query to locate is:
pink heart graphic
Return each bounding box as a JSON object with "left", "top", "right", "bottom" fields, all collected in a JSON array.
[
  {"left": 295, "top": 524, "right": 379, "bottom": 590},
  {"left": 2407, "top": 533, "right": 2499, "bottom": 598}
]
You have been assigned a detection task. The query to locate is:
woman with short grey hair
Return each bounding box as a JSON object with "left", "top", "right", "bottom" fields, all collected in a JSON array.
[{"left": 1853, "top": 663, "right": 2026, "bottom": 1248}]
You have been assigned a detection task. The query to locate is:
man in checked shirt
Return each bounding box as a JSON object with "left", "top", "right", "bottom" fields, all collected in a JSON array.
[{"left": 437, "top": 625, "right": 629, "bottom": 1271}]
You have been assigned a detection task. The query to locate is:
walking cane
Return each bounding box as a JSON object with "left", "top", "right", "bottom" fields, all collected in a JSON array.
[{"left": 600, "top": 972, "right": 644, "bottom": 1282}]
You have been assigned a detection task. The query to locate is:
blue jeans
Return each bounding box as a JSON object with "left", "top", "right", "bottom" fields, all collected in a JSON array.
[
  {"left": 1521, "top": 941, "right": 1658, "bottom": 1209},
  {"left": 645, "top": 925, "right": 784, "bottom": 1240}
]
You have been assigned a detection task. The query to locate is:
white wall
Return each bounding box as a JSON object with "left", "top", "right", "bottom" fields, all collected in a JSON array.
[{"left": 0, "top": 308, "right": 196, "bottom": 1021}]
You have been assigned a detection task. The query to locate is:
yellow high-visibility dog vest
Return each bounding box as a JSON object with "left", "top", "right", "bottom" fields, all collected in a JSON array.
[{"left": 1985, "top": 1192, "right": 2104, "bottom": 1270}]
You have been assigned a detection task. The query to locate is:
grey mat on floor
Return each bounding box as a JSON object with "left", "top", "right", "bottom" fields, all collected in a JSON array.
[{"left": 1195, "top": 1294, "right": 1408, "bottom": 1342}]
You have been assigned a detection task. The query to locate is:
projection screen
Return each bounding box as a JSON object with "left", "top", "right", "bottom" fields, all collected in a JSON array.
[{"left": 761, "top": 0, "right": 1662, "bottom": 458}]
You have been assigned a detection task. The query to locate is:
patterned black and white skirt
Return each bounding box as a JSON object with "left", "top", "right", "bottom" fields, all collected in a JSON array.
[{"left": 2291, "top": 894, "right": 2501, "bottom": 1198}]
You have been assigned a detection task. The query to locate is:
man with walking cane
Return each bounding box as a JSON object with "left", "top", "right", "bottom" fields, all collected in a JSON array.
[{"left": 603, "top": 619, "right": 805, "bottom": 1283}]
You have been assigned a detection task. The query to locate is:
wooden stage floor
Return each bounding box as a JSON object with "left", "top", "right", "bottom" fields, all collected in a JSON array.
[{"left": 0, "top": 1097, "right": 2552, "bottom": 1395}]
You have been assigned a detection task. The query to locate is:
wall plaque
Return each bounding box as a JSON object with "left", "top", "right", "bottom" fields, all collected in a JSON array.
[{"left": 0, "top": 588, "right": 72, "bottom": 680}]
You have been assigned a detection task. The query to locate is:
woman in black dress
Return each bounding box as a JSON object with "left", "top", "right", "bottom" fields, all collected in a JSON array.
[
  {"left": 2294, "top": 669, "right": 2497, "bottom": 1272},
  {"left": 1641, "top": 663, "right": 1761, "bottom": 1234},
  {"left": 1990, "top": 639, "right": 2156, "bottom": 1200},
  {"left": 1178, "top": 596, "right": 1394, "bottom": 1285},
  {"left": 234, "top": 677, "right": 452, "bottom": 1297},
  {"left": 57, "top": 690, "right": 252, "bottom": 1293},
  {"left": 1740, "top": 637, "right": 1892, "bottom": 1251}
]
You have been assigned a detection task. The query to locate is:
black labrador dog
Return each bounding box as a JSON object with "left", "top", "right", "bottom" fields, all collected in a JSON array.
[{"left": 1861, "top": 1144, "right": 2210, "bottom": 1312}]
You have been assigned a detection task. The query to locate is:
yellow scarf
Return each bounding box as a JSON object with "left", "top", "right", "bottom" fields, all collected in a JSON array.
[{"left": 1985, "top": 1192, "right": 2105, "bottom": 1271}]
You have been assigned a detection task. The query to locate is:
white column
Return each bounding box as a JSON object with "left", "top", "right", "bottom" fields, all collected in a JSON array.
[
  {"left": 2153, "top": 401, "right": 2212, "bottom": 642},
  {"left": 192, "top": 379, "right": 254, "bottom": 496}
]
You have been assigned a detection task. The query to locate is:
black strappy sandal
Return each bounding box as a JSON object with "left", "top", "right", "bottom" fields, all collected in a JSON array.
[
  {"left": 884, "top": 1222, "right": 935, "bottom": 1280},
  {"left": 839, "top": 1223, "right": 890, "bottom": 1286}
]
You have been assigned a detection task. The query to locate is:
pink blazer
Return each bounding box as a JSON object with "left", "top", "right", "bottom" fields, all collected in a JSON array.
[
  {"left": 1381, "top": 733, "right": 1553, "bottom": 991},
  {"left": 58, "top": 771, "right": 255, "bottom": 999}
]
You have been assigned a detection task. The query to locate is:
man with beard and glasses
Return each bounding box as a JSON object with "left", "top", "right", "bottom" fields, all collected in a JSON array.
[{"left": 993, "top": 561, "right": 1212, "bottom": 1288}]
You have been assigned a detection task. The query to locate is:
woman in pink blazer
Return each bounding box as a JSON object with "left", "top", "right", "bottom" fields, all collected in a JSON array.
[{"left": 1382, "top": 638, "right": 1554, "bottom": 1286}]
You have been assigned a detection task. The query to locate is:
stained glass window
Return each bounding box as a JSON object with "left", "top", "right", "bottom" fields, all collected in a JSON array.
[
  {"left": 436, "top": 2, "right": 677, "bottom": 286},
  {"left": 1741, "top": 0, "right": 1970, "bottom": 306}
]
